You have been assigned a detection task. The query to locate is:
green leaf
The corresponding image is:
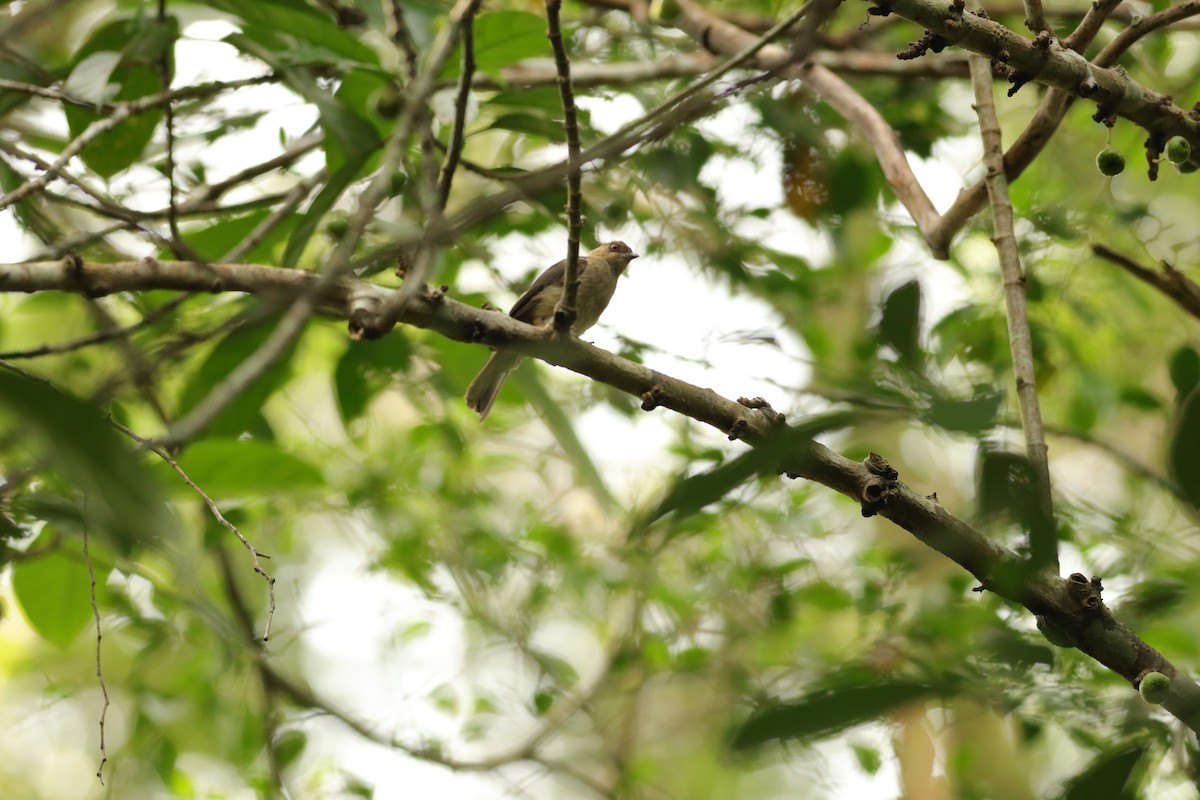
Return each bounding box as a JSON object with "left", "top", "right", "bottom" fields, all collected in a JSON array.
[
  {"left": 1169, "top": 345, "right": 1200, "bottom": 401},
  {"left": 879, "top": 280, "right": 922, "bottom": 368},
  {"left": 63, "top": 16, "right": 178, "bottom": 178},
  {"left": 0, "top": 370, "right": 171, "bottom": 553},
  {"left": 925, "top": 389, "right": 1003, "bottom": 434},
  {"left": 177, "top": 316, "right": 298, "bottom": 440},
  {"left": 206, "top": 0, "right": 378, "bottom": 65},
  {"left": 1058, "top": 744, "right": 1148, "bottom": 800},
  {"left": 335, "top": 336, "right": 412, "bottom": 423},
  {"left": 175, "top": 210, "right": 299, "bottom": 263},
  {"left": 450, "top": 11, "right": 550, "bottom": 80},
  {"left": 11, "top": 529, "right": 95, "bottom": 647},
  {"left": 729, "top": 680, "right": 936, "bottom": 750},
  {"left": 642, "top": 412, "right": 855, "bottom": 532},
  {"left": 1169, "top": 388, "right": 1200, "bottom": 508},
  {"left": 490, "top": 112, "right": 567, "bottom": 143},
  {"left": 283, "top": 155, "right": 368, "bottom": 268},
  {"left": 511, "top": 367, "right": 616, "bottom": 510},
  {"left": 274, "top": 730, "right": 307, "bottom": 770},
  {"left": 167, "top": 439, "right": 322, "bottom": 499},
  {"left": 223, "top": 34, "right": 380, "bottom": 177}
]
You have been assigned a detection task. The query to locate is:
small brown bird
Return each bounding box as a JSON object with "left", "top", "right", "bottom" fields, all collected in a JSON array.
[{"left": 465, "top": 241, "right": 639, "bottom": 420}]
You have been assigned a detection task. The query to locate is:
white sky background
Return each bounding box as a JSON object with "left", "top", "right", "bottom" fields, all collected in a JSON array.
[{"left": 0, "top": 12, "right": 1142, "bottom": 800}]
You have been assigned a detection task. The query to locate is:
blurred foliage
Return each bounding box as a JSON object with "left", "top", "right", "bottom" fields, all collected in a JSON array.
[{"left": 1, "top": 0, "right": 1199, "bottom": 798}]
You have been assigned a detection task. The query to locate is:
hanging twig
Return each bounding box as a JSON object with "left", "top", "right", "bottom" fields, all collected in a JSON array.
[
  {"left": 81, "top": 502, "right": 110, "bottom": 784},
  {"left": 112, "top": 419, "right": 277, "bottom": 641}
]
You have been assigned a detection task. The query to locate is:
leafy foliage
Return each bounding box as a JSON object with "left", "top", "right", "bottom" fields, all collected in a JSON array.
[{"left": 0, "top": 0, "right": 1197, "bottom": 797}]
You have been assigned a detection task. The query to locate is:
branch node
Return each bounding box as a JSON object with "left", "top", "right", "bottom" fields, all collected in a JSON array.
[
  {"left": 640, "top": 385, "right": 665, "bottom": 411},
  {"left": 1145, "top": 130, "right": 1167, "bottom": 180},
  {"left": 727, "top": 417, "right": 750, "bottom": 441},
  {"left": 860, "top": 453, "right": 900, "bottom": 517},
  {"left": 897, "top": 31, "right": 949, "bottom": 60},
  {"left": 737, "top": 396, "right": 787, "bottom": 425},
  {"left": 860, "top": 477, "right": 900, "bottom": 517},
  {"left": 864, "top": 451, "right": 899, "bottom": 480}
]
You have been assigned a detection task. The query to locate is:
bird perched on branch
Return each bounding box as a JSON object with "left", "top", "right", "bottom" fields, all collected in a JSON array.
[{"left": 465, "top": 241, "right": 639, "bottom": 420}]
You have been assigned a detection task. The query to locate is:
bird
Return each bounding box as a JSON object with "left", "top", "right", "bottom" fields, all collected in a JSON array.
[{"left": 465, "top": 241, "right": 639, "bottom": 420}]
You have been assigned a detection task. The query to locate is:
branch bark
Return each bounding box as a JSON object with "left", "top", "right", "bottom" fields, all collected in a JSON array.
[
  {"left": 2, "top": 255, "right": 1198, "bottom": 728},
  {"left": 970, "top": 52, "right": 1056, "bottom": 572}
]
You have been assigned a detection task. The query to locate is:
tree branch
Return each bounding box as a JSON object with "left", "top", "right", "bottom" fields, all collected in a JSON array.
[
  {"left": 3, "top": 255, "right": 1200, "bottom": 727},
  {"left": 546, "top": 0, "right": 585, "bottom": 330},
  {"left": 880, "top": 0, "right": 1200, "bottom": 149},
  {"left": 435, "top": 6, "right": 478, "bottom": 210},
  {"left": 969, "top": 52, "right": 1056, "bottom": 572},
  {"left": 1091, "top": 244, "right": 1200, "bottom": 322}
]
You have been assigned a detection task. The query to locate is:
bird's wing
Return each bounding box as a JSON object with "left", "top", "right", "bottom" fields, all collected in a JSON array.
[{"left": 508, "top": 256, "right": 588, "bottom": 323}]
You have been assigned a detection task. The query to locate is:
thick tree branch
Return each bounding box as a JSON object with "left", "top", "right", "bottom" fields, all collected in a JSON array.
[
  {"left": 879, "top": 0, "right": 1200, "bottom": 149},
  {"left": 3, "top": 256, "right": 1200, "bottom": 726},
  {"left": 970, "top": 53, "right": 1056, "bottom": 572},
  {"left": 4, "top": 255, "right": 1200, "bottom": 726}
]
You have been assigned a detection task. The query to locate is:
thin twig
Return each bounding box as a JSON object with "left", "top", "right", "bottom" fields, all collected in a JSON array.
[
  {"left": 163, "top": 293, "right": 316, "bottom": 446},
  {"left": 436, "top": 8, "right": 478, "bottom": 210},
  {"left": 221, "top": 170, "right": 327, "bottom": 262},
  {"left": 969, "top": 52, "right": 1056, "bottom": 572},
  {"left": 362, "top": 0, "right": 831, "bottom": 281},
  {"left": 157, "top": 0, "right": 183, "bottom": 251},
  {"left": 545, "top": 0, "right": 584, "bottom": 330},
  {"left": 0, "top": 294, "right": 191, "bottom": 360},
  {"left": 1023, "top": 0, "right": 1051, "bottom": 37},
  {"left": 82, "top": 502, "right": 110, "bottom": 784},
  {"left": 112, "top": 419, "right": 277, "bottom": 640},
  {"left": 0, "top": 75, "right": 277, "bottom": 212},
  {"left": 1061, "top": 0, "right": 1122, "bottom": 52},
  {"left": 0, "top": 138, "right": 191, "bottom": 255},
  {"left": 1091, "top": 244, "right": 1200, "bottom": 321}
]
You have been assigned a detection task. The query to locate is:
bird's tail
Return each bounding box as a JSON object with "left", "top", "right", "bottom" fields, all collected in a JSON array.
[{"left": 465, "top": 352, "right": 521, "bottom": 421}]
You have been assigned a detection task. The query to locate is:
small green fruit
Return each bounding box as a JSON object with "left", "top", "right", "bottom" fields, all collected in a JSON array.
[
  {"left": 371, "top": 85, "right": 405, "bottom": 119},
  {"left": 1139, "top": 671, "right": 1171, "bottom": 704},
  {"left": 324, "top": 215, "right": 351, "bottom": 241},
  {"left": 1177, "top": 160, "right": 1198, "bottom": 174},
  {"left": 1096, "top": 149, "right": 1126, "bottom": 177},
  {"left": 649, "top": 0, "right": 682, "bottom": 24},
  {"left": 1165, "top": 137, "right": 1191, "bottom": 165}
]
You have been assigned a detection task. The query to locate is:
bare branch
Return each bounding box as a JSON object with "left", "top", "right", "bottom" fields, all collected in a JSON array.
[
  {"left": 1061, "top": 0, "right": 1122, "bottom": 52},
  {"left": 882, "top": 0, "right": 1200, "bottom": 147},
  {"left": 436, "top": 7, "right": 478, "bottom": 210},
  {"left": 969, "top": 52, "right": 1056, "bottom": 572},
  {"left": 1091, "top": 244, "right": 1200, "bottom": 322},
  {"left": 545, "top": 0, "right": 585, "bottom": 329},
  {"left": 1023, "top": 0, "right": 1051, "bottom": 38},
  {"left": 156, "top": 0, "right": 182, "bottom": 251},
  {"left": 2, "top": 256, "right": 1199, "bottom": 727}
]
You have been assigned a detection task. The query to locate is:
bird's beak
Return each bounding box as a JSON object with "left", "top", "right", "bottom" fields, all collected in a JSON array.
[{"left": 629, "top": 253, "right": 639, "bottom": 260}]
